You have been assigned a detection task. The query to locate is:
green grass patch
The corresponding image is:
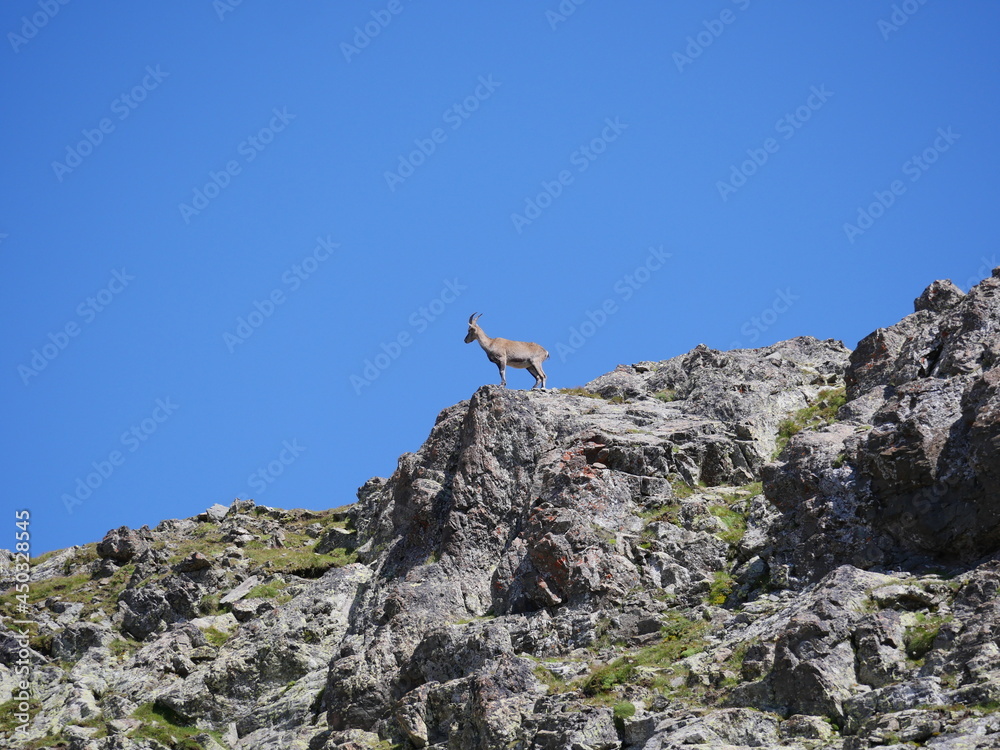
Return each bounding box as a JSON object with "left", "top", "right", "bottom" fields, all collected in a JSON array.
[
  {"left": 669, "top": 476, "right": 695, "bottom": 500},
  {"left": 0, "top": 698, "right": 31, "bottom": 734},
  {"left": 613, "top": 700, "right": 636, "bottom": 721},
  {"left": 653, "top": 389, "right": 678, "bottom": 402},
  {"left": 18, "top": 735, "right": 68, "bottom": 750},
  {"left": 904, "top": 613, "right": 950, "bottom": 660},
  {"left": 707, "top": 570, "right": 735, "bottom": 606},
  {"left": 533, "top": 663, "right": 571, "bottom": 694},
  {"left": 32, "top": 572, "right": 90, "bottom": 602},
  {"left": 775, "top": 418, "right": 798, "bottom": 447},
  {"left": 0, "top": 558, "right": 139, "bottom": 623},
  {"left": 86, "top": 563, "right": 137, "bottom": 617},
  {"left": 582, "top": 612, "right": 708, "bottom": 697},
  {"left": 245, "top": 582, "right": 287, "bottom": 599},
  {"left": 66, "top": 543, "right": 100, "bottom": 569},
  {"left": 775, "top": 387, "right": 847, "bottom": 455},
  {"left": 110, "top": 637, "right": 140, "bottom": 659},
  {"left": 199, "top": 592, "right": 223, "bottom": 615},
  {"left": 160, "top": 524, "right": 230, "bottom": 563},
  {"left": 719, "top": 639, "right": 755, "bottom": 687},
  {"left": 0, "top": 571, "right": 92, "bottom": 612},
  {"left": 639, "top": 502, "right": 681, "bottom": 527},
  {"left": 709, "top": 506, "right": 747, "bottom": 547},
  {"left": 242, "top": 544, "right": 357, "bottom": 577},
  {"left": 583, "top": 659, "right": 637, "bottom": 696},
  {"left": 703, "top": 482, "right": 758, "bottom": 548},
  {"left": 130, "top": 702, "right": 221, "bottom": 749},
  {"left": 203, "top": 626, "right": 231, "bottom": 649},
  {"left": 659, "top": 611, "right": 709, "bottom": 656},
  {"left": 28, "top": 633, "right": 52, "bottom": 656},
  {"left": 0, "top": 699, "right": 70, "bottom": 749}
]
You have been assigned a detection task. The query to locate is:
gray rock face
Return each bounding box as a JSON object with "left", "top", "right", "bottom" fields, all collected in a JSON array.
[
  {"left": 51, "top": 622, "right": 114, "bottom": 661},
  {"left": 5, "top": 272, "right": 1000, "bottom": 750},
  {"left": 96, "top": 525, "right": 150, "bottom": 562},
  {"left": 319, "top": 337, "right": 850, "bottom": 742},
  {"left": 770, "top": 271, "right": 1000, "bottom": 579},
  {"left": 588, "top": 337, "right": 850, "bottom": 465}
]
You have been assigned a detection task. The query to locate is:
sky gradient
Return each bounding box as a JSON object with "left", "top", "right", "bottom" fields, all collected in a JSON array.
[{"left": 3, "top": 1, "right": 999, "bottom": 554}]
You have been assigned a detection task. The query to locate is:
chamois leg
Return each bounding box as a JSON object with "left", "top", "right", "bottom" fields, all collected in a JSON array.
[
  {"left": 527, "top": 364, "right": 542, "bottom": 389},
  {"left": 533, "top": 360, "right": 547, "bottom": 389},
  {"left": 497, "top": 361, "right": 507, "bottom": 388}
]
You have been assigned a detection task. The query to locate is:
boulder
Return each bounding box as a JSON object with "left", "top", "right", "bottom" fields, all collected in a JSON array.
[{"left": 96, "top": 526, "right": 149, "bottom": 562}]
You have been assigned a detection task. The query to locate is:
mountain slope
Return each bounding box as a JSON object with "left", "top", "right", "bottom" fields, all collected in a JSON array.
[{"left": 3, "top": 272, "right": 1000, "bottom": 749}]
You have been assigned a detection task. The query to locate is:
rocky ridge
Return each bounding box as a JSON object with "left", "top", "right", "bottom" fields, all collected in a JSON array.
[{"left": 3, "top": 271, "right": 1000, "bottom": 749}]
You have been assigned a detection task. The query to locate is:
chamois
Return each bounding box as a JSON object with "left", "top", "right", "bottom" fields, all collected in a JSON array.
[{"left": 464, "top": 312, "right": 549, "bottom": 389}]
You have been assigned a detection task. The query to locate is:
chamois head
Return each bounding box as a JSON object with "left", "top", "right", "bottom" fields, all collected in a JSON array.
[{"left": 464, "top": 312, "right": 483, "bottom": 344}]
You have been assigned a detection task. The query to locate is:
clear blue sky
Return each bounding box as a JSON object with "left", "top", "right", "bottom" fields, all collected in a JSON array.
[{"left": 3, "top": 2, "right": 998, "bottom": 554}]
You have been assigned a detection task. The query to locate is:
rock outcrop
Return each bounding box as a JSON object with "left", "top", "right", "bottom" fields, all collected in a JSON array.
[
  {"left": 3, "top": 271, "right": 1000, "bottom": 749},
  {"left": 769, "top": 268, "right": 1000, "bottom": 580}
]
